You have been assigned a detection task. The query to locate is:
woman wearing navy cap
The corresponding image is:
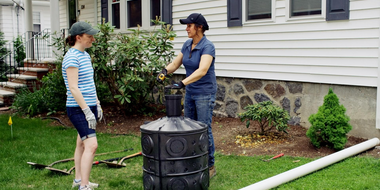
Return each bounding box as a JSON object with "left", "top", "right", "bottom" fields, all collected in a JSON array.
[{"left": 156, "top": 13, "right": 217, "bottom": 178}]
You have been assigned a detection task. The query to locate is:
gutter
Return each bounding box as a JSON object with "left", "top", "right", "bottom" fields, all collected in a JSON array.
[{"left": 377, "top": 8, "right": 380, "bottom": 129}]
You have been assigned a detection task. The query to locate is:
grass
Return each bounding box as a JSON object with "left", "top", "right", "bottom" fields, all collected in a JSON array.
[{"left": 1, "top": 114, "right": 380, "bottom": 190}]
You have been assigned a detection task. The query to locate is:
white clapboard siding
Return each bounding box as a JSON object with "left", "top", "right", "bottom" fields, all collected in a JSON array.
[
  {"left": 1, "top": 6, "right": 15, "bottom": 43},
  {"left": 59, "top": 0, "right": 68, "bottom": 29},
  {"left": 77, "top": 0, "right": 97, "bottom": 26},
  {"left": 171, "top": 0, "right": 380, "bottom": 87},
  {"left": 33, "top": 4, "right": 51, "bottom": 31},
  {"left": 59, "top": 0, "right": 100, "bottom": 30}
]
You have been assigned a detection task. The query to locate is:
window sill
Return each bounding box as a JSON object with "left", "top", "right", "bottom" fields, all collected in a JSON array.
[
  {"left": 243, "top": 18, "right": 275, "bottom": 26},
  {"left": 112, "top": 25, "right": 159, "bottom": 34},
  {"left": 286, "top": 14, "right": 325, "bottom": 22}
]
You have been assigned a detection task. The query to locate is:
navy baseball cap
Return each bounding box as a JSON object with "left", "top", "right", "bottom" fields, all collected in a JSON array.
[
  {"left": 179, "top": 13, "right": 209, "bottom": 30},
  {"left": 70, "top": 21, "right": 99, "bottom": 36}
]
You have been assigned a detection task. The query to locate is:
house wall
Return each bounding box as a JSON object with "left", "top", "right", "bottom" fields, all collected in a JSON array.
[
  {"left": 32, "top": 3, "right": 51, "bottom": 33},
  {"left": 171, "top": 0, "right": 380, "bottom": 88},
  {"left": 167, "top": 0, "right": 380, "bottom": 139},
  {"left": 0, "top": 5, "right": 17, "bottom": 44},
  {"left": 59, "top": 0, "right": 101, "bottom": 31},
  {"left": 59, "top": 0, "right": 68, "bottom": 29},
  {"left": 0, "top": 1, "right": 49, "bottom": 43}
]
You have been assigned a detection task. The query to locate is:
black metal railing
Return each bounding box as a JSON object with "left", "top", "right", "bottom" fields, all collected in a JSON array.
[{"left": 0, "top": 29, "right": 54, "bottom": 82}]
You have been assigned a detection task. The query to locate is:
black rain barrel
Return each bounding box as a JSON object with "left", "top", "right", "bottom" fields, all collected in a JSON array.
[{"left": 141, "top": 94, "right": 209, "bottom": 190}]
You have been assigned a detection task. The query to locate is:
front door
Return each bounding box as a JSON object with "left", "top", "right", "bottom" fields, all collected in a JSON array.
[{"left": 68, "top": 0, "right": 77, "bottom": 28}]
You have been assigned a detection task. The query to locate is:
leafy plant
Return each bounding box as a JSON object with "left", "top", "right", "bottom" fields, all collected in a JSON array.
[
  {"left": 306, "top": 88, "right": 352, "bottom": 150},
  {"left": 40, "top": 63, "right": 67, "bottom": 114},
  {"left": 0, "top": 30, "right": 9, "bottom": 81},
  {"left": 239, "top": 101, "right": 290, "bottom": 134},
  {"left": 11, "top": 87, "right": 47, "bottom": 117},
  {"left": 13, "top": 35, "right": 26, "bottom": 66},
  {"left": 86, "top": 18, "right": 176, "bottom": 113}
]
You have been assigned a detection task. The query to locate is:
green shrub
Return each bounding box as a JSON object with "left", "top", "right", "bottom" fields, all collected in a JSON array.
[
  {"left": 238, "top": 101, "right": 290, "bottom": 134},
  {"left": 40, "top": 64, "right": 67, "bottom": 114},
  {"left": 0, "top": 30, "right": 9, "bottom": 81},
  {"left": 306, "top": 88, "right": 352, "bottom": 150},
  {"left": 87, "top": 18, "right": 176, "bottom": 113},
  {"left": 13, "top": 35, "right": 26, "bottom": 67},
  {"left": 11, "top": 87, "right": 47, "bottom": 117}
]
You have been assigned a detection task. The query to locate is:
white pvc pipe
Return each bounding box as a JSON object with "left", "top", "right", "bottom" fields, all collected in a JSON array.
[{"left": 240, "top": 138, "right": 380, "bottom": 190}]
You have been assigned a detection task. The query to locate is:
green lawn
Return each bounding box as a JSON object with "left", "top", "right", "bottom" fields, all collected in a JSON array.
[{"left": 1, "top": 114, "right": 379, "bottom": 190}]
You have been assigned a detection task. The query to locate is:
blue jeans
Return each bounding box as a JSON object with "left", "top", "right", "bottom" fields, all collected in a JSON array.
[
  {"left": 67, "top": 106, "right": 98, "bottom": 141},
  {"left": 184, "top": 93, "right": 216, "bottom": 167}
]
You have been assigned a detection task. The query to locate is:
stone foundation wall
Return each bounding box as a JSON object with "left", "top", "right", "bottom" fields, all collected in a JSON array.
[{"left": 159, "top": 74, "right": 380, "bottom": 139}]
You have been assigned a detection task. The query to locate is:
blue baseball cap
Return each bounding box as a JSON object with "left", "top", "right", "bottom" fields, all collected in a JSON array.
[{"left": 179, "top": 13, "right": 209, "bottom": 30}]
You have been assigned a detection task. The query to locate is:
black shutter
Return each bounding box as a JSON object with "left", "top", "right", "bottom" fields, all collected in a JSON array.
[
  {"left": 101, "top": 0, "right": 108, "bottom": 23},
  {"left": 162, "top": 0, "right": 172, "bottom": 25},
  {"left": 227, "top": 0, "right": 242, "bottom": 27},
  {"left": 326, "top": 0, "right": 349, "bottom": 21}
]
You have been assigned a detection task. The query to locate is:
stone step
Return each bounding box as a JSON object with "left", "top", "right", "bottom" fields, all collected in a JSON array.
[
  {"left": 7, "top": 74, "right": 37, "bottom": 80},
  {"left": 0, "top": 89, "right": 15, "bottom": 97},
  {"left": 0, "top": 81, "right": 27, "bottom": 88},
  {"left": 0, "top": 82, "right": 27, "bottom": 92},
  {"left": 18, "top": 67, "right": 49, "bottom": 72},
  {"left": 0, "top": 90, "right": 15, "bottom": 106}
]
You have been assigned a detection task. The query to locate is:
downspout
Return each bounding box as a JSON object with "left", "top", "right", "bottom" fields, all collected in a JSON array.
[
  {"left": 94, "top": 0, "right": 98, "bottom": 25},
  {"left": 240, "top": 138, "right": 380, "bottom": 190},
  {"left": 23, "top": 0, "right": 33, "bottom": 60},
  {"left": 377, "top": 9, "right": 380, "bottom": 129}
]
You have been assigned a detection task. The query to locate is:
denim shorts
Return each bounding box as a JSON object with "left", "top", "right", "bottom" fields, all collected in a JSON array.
[{"left": 67, "top": 106, "right": 97, "bottom": 141}]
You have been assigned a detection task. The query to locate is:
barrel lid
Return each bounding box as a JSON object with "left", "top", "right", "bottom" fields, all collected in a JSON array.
[{"left": 140, "top": 116, "right": 207, "bottom": 133}]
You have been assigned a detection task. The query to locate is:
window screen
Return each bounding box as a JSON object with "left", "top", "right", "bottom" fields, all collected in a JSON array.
[
  {"left": 247, "top": 0, "right": 271, "bottom": 20},
  {"left": 291, "top": 0, "right": 321, "bottom": 16},
  {"left": 112, "top": 0, "right": 120, "bottom": 29},
  {"left": 128, "top": 0, "right": 142, "bottom": 27},
  {"left": 151, "top": 0, "right": 161, "bottom": 25}
]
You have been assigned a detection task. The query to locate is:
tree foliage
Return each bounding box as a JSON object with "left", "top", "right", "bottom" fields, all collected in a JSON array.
[
  {"left": 86, "top": 18, "right": 176, "bottom": 113},
  {"left": 13, "top": 35, "right": 26, "bottom": 66},
  {"left": 0, "top": 31, "right": 9, "bottom": 81},
  {"left": 239, "top": 101, "right": 290, "bottom": 134},
  {"left": 306, "top": 88, "right": 352, "bottom": 150}
]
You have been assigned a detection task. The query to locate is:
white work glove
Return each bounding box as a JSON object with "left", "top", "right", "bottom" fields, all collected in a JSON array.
[
  {"left": 97, "top": 104, "right": 103, "bottom": 121},
  {"left": 82, "top": 107, "right": 97, "bottom": 129}
]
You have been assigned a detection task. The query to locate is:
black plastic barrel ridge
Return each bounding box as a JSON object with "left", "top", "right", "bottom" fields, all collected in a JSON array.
[{"left": 141, "top": 94, "right": 209, "bottom": 190}]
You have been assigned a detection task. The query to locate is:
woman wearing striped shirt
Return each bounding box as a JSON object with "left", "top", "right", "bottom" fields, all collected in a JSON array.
[{"left": 62, "top": 22, "right": 102, "bottom": 190}]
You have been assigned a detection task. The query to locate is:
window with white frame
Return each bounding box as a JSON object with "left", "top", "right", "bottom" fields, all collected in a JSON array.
[
  {"left": 291, "top": 0, "right": 321, "bottom": 17},
  {"left": 246, "top": 0, "right": 271, "bottom": 20},
  {"left": 108, "top": 0, "right": 161, "bottom": 30},
  {"left": 33, "top": 12, "right": 41, "bottom": 33}
]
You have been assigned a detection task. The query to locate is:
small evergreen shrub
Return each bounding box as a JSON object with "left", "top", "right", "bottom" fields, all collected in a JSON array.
[
  {"left": 0, "top": 30, "right": 9, "bottom": 81},
  {"left": 239, "top": 101, "right": 290, "bottom": 134},
  {"left": 306, "top": 88, "right": 352, "bottom": 150},
  {"left": 13, "top": 36, "right": 26, "bottom": 66}
]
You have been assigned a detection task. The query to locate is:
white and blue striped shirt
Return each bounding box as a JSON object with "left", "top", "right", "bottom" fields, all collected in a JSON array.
[{"left": 62, "top": 48, "right": 97, "bottom": 107}]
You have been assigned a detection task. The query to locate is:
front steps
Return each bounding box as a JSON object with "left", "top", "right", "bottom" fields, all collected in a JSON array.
[{"left": 0, "top": 60, "right": 56, "bottom": 107}]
